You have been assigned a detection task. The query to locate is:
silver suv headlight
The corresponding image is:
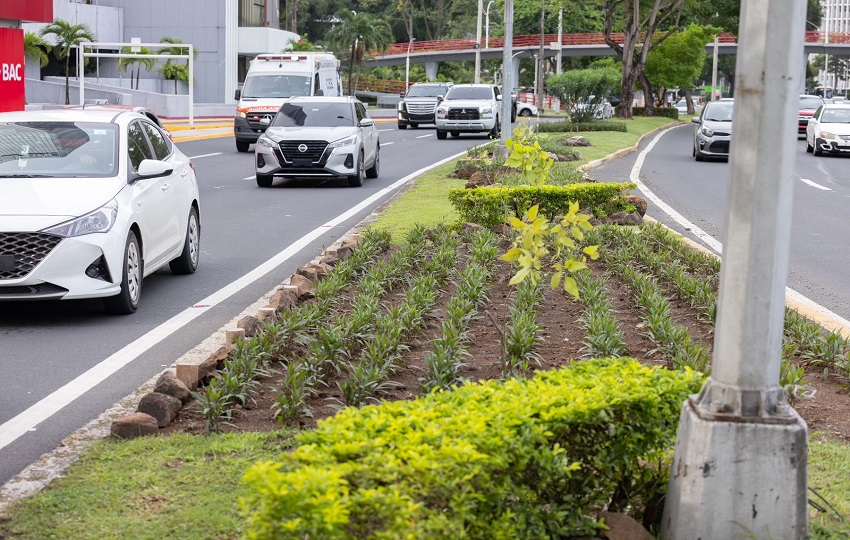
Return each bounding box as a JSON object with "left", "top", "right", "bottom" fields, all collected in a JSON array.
[
  {"left": 257, "top": 136, "right": 277, "bottom": 148},
  {"left": 436, "top": 107, "right": 447, "bottom": 118},
  {"left": 328, "top": 135, "right": 358, "bottom": 148},
  {"left": 398, "top": 101, "right": 405, "bottom": 112},
  {"left": 43, "top": 200, "right": 119, "bottom": 237}
]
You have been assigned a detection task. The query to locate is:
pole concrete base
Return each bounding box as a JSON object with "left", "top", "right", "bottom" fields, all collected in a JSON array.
[{"left": 661, "top": 398, "right": 808, "bottom": 540}]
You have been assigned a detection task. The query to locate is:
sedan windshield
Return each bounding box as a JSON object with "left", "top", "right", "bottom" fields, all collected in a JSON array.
[
  {"left": 271, "top": 102, "right": 355, "bottom": 127},
  {"left": 407, "top": 86, "right": 448, "bottom": 98},
  {"left": 445, "top": 87, "right": 493, "bottom": 100},
  {"left": 0, "top": 122, "right": 118, "bottom": 177},
  {"left": 703, "top": 103, "right": 734, "bottom": 122},
  {"left": 820, "top": 109, "right": 850, "bottom": 123}
]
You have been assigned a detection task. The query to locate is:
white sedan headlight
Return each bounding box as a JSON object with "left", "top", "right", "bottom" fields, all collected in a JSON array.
[
  {"left": 257, "top": 136, "right": 277, "bottom": 148},
  {"left": 43, "top": 201, "right": 118, "bottom": 238},
  {"left": 328, "top": 135, "right": 358, "bottom": 148},
  {"left": 819, "top": 131, "right": 836, "bottom": 140},
  {"left": 700, "top": 126, "right": 715, "bottom": 137}
]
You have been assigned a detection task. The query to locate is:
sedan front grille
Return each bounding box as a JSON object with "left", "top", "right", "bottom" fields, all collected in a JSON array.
[
  {"left": 0, "top": 232, "right": 63, "bottom": 280},
  {"left": 0, "top": 283, "right": 67, "bottom": 298},
  {"left": 448, "top": 108, "right": 480, "bottom": 120},
  {"left": 278, "top": 140, "right": 329, "bottom": 163},
  {"left": 708, "top": 140, "right": 730, "bottom": 153}
]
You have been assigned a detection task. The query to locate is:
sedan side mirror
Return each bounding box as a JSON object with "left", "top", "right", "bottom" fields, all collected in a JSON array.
[
  {"left": 691, "top": 117, "right": 701, "bottom": 124},
  {"left": 136, "top": 159, "right": 174, "bottom": 179},
  {"left": 360, "top": 118, "right": 375, "bottom": 127}
]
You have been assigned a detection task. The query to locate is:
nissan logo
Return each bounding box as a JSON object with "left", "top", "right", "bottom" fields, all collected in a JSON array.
[{"left": 298, "top": 144, "right": 308, "bottom": 153}]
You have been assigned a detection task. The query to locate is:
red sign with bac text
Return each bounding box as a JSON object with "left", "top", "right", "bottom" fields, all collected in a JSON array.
[{"left": 0, "top": 28, "right": 25, "bottom": 112}]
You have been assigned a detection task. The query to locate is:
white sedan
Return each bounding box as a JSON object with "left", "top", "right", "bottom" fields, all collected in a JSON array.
[
  {"left": 516, "top": 101, "right": 539, "bottom": 117},
  {"left": 0, "top": 109, "right": 200, "bottom": 313},
  {"left": 805, "top": 103, "right": 850, "bottom": 156}
]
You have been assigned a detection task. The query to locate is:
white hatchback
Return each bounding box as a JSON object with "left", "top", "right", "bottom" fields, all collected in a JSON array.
[
  {"left": 0, "top": 109, "right": 200, "bottom": 313},
  {"left": 805, "top": 103, "right": 850, "bottom": 156}
]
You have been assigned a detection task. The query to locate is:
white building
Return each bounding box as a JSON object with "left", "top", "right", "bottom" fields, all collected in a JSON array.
[
  {"left": 24, "top": 0, "right": 299, "bottom": 109},
  {"left": 818, "top": 0, "right": 850, "bottom": 93}
]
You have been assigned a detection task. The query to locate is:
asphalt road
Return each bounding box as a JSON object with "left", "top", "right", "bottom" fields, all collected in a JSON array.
[
  {"left": 587, "top": 123, "right": 850, "bottom": 324},
  {"left": 0, "top": 122, "right": 492, "bottom": 486}
]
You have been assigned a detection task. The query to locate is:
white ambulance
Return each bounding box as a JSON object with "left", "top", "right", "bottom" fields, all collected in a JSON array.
[{"left": 234, "top": 53, "right": 342, "bottom": 152}]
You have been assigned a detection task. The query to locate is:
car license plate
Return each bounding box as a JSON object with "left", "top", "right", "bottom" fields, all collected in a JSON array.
[
  {"left": 0, "top": 254, "right": 15, "bottom": 272},
  {"left": 292, "top": 158, "right": 312, "bottom": 167}
]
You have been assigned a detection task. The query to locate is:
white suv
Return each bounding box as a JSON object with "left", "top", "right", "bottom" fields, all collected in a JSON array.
[
  {"left": 435, "top": 84, "right": 502, "bottom": 139},
  {"left": 254, "top": 96, "right": 379, "bottom": 187}
]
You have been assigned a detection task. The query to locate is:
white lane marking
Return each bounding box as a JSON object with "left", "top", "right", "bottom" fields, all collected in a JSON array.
[
  {"left": 187, "top": 152, "right": 222, "bottom": 159},
  {"left": 0, "top": 149, "right": 470, "bottom": 453},
  {"left": 382, "top": 142, "right": 395, "bottom": 146},
  {"left": 799, "top": 178, "right": 832, "bottom": 191},
  {"left": 415, "top": 134, "right": 433, "bottom": 139},
  {"left": 633, "top": 127, "right": 850, "bottom": 330},
  {"left": 378, "top": 129, "right": 393, "bottom": 132},
  {"left": 243, "top": 175, "right": 256, "bottom": 180}
]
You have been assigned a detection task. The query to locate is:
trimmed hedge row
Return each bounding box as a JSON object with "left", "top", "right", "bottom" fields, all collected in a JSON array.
[
  {"left": 241, "top": 358, "right": 704, "bottom": 539},
  {"left": 537, "top": 120, "right": 628, "bottom": 133},
  {"left": 632, "top": 107, "right": 679, "bottom": 119},
  {"left": 448, "top": 182, "right": 636, "bottom": 228}
]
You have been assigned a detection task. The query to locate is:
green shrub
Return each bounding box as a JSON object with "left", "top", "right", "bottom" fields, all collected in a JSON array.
[
  {"left": 241, "top": 358, "right": 704, "bottom": 539},
  {"left": 447, "top": 182, "right": 635, "bottom": 228},
  {"left": 537, "top": 120, "right": 628, "bottom": 133},
  {"left": 632, "top": 107, "right": 679, "bottom": 119}
]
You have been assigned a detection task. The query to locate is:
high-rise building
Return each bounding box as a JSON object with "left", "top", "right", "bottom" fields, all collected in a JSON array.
[{"left": 818, "top": 0, "right": 850, "bottom": 92}]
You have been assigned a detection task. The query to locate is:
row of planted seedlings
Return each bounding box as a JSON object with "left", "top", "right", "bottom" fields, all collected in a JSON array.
[
  {"left": 594, "top": 222, "right": 850, "bottom": 398},
  {"left": 191, "top": 227, "right": 396, "bottom": 432},
  {"left": 420, "top": 228, "right": 501, "bottom": 391}
]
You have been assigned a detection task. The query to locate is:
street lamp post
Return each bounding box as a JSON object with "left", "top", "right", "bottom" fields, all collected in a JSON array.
[
  {"left": 405, "top": 38, "right": 416, "bottom": 90},
  {"left": 475, "top": 0, "right": 483, "bottom": 83},
  {"left": 485, "top": 0, "right": 495, "bottom": 49}
]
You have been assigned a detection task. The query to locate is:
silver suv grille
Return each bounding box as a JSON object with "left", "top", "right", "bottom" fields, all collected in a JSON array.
[
  {"left": 278, "top": 140, "right": 329, "bottom": 163},
  {"left": 407, "top": 103, "right": 436, "bottom": 114},
  {"left": 0, "top": 232, "right": 63, "bottom": 280},
  {"left": 448, "top": 108, "right": 480, "bottom": 120}
]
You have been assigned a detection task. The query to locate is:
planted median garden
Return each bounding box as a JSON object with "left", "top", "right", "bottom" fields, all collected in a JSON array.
[{"left": 2, "top": 117, "right": 849, "bottom": 540}]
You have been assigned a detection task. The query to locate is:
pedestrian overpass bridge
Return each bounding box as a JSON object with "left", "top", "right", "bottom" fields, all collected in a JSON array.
[{"left": 364, "top": 31, "right": 850, "bottom": 82}]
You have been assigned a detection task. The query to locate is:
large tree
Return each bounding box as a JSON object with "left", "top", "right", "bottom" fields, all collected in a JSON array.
[
  {"left": 599, "top": 0, "right": 686, "bottom": 119},
  {"left": 645, "top": 24, "right": 719, "bottom": 113},
  {"left": 39, "top": 19, "right": 95, "bottom": 105},
  {"left": 23, "top": 33, "right": 51, "bottom": 105},
  {"left": 326, "top": 10, "right": 392, "bottom": 95}
]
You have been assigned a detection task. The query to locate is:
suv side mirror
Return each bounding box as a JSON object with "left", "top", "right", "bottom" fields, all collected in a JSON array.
[
  {"left": 399, "top": 92, "right": 406, "bottom": 98},
  {"left": 496, "top": 95, "right": 502, "bottom": 101},
  {"left": 436, "top": 95, "right": 444, "bottom": 102},
  {"left": 260, "top": 116, "right": 271, "bottom": 126}
]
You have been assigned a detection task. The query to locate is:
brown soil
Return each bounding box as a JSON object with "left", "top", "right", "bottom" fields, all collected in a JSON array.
[{"left": 162, "top": 247, "right": 850, "bottom": 444}]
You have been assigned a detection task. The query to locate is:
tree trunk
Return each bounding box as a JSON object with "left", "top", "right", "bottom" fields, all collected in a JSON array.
[
  {"left": 135, "top": 65, "right": 140, "bottom": 91},
  {"left": 639, "top": 72, "right": 656, "bottom": 116},
  {"left": 616, "top": 69, "right": 639, "bottom": 119},
  {"left": 683, "top": 87, "right": 694, "bottom": 114},
  {"left": 64, "top": 56, "right": 70, "bottom": 105}
]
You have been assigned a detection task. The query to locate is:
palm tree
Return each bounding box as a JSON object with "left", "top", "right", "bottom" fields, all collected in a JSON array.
[
  {"left": 118, "top": 46, "right": 156, "bottom": 90},
  {"left": 326, "top": 11, "right": 392, "bottom": 95},
  {"left": 157, "top": 37, "right": 196, "bottom": 94},
  {"left": 23, "top": 32, "right": 51, "bottom": 105},
  {"left": 39, "top": 19, "right": 95, "bottom": 104}
]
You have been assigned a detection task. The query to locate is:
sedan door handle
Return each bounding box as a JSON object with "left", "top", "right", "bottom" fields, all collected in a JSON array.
[
  {"left": 161, "top": 183, "right": 170, "bottom": 191},
  {"left": 180, "top": 170, "right": 188, "bottom": 177}
]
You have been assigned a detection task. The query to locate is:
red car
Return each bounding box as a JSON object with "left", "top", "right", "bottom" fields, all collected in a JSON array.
[{"left": 798, "top": 95, "right": 824, "bottom": 137}]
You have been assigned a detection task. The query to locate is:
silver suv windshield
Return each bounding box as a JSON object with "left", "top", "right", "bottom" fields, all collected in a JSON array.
[
  {"left": 241, "top": 75, "right": 311, "bottom": 98},
  {"left": 271, "top": 102, "right": 355, "bottom": 127},
  {"left": 0, "top": 122, "right": 119, "bottom": 178},
  {"left": 445, "top": 87, "right": 492, "bottom": 100}
]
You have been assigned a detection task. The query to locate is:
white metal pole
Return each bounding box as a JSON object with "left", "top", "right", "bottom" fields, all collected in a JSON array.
[
  {"left": 500, "top": 0, "right": 514, "bottom": 144},
  {"left": 78, "top": 45, "right": 84, "bottom": 106},
  {"left": 662, "top": 0, "right": 809, "bottom": 536},
  {"left": 405, "top": 39, "right": 414, "bottom": 90},
  {"left": 189, "top": 44, "right": 194, "bottom": 128},
  {"left": 556, "top": 7, "right": 563, "bottom": 75},
  {"left": 486, "top": 0, "right": 494, "bottom": 49},
  {"left": 710, "top": 35, "right": 719, "bottom": 100},
  {"left": 475, "top": 0, "right": 483, "bottom": 83}
]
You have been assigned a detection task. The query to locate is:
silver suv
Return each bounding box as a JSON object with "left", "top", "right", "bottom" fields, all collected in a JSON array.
[
  {"left": 397, "top": 82, "right": 453, "bottom": 129},
  {"left": 435, "top": 84, "right": 503, "bottom": 139},
  {"left": 254, "top": 96, "right": 379, "bottom": 187}
]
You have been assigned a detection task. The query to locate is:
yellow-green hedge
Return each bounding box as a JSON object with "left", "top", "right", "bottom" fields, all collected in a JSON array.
[
  {"left": 448, "top": 182, "right": 636, "bottom": 228},
  {"left": 241, "top": 358, "right": 704, "bottom": 539}
]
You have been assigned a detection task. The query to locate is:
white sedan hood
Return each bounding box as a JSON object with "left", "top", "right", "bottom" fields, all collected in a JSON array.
[
  {"left": 819, "top": 121, "right": 850, "bottom": 136},
  {"left": 0, "top": 177, "right": 124, "bottom": 230},
  {"left": 264, "top": 126, "right": 358, "bottom": 142}
]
